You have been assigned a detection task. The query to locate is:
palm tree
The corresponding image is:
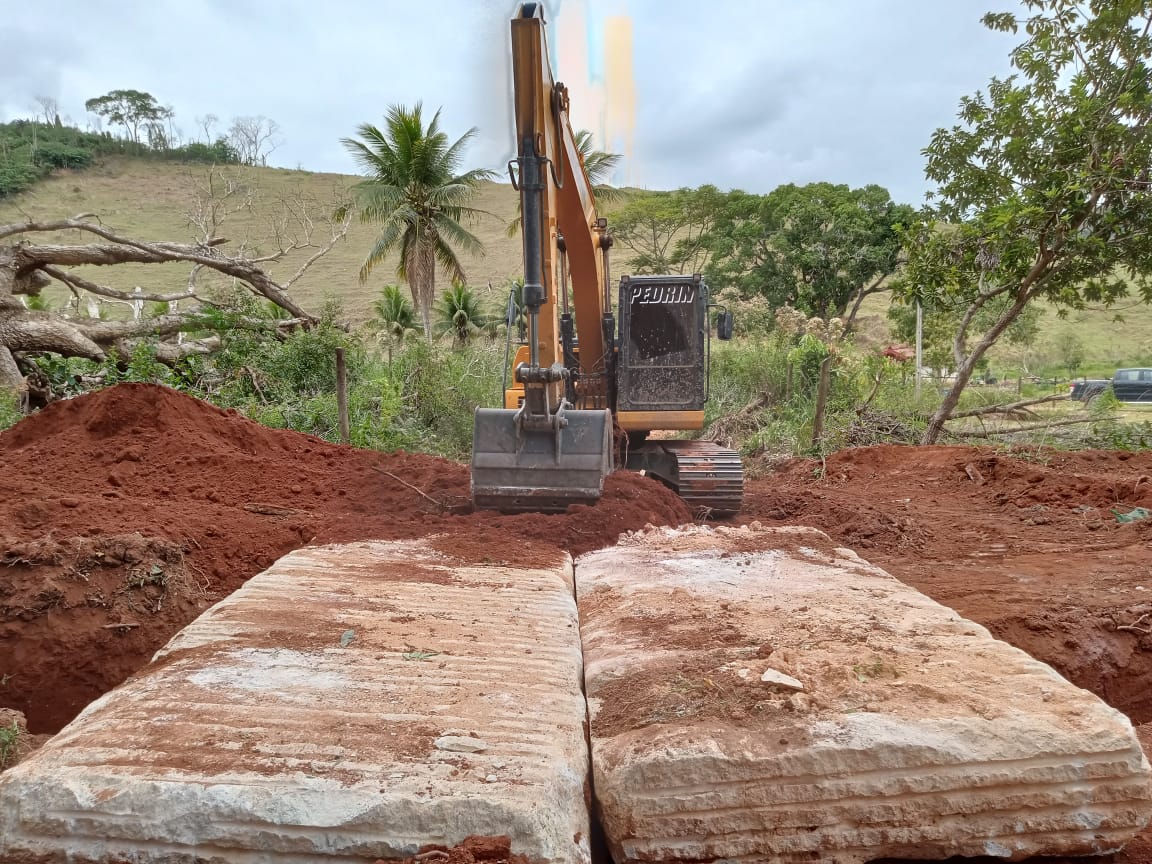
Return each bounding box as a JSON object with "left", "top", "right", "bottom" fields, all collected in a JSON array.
[
  {"left": 506, "top": 129, "right": 624, "bottom": 237},
  {"left": 435, "top": 282, "right": 488, "bottom": 347},
  {"left": 342, "top": 104, "right": 495, "bottom": 339},
  {"left": 369, "top": 284, "right": 418, "bottom": 364},
  {"left": 574, "top": 129, "right": 625, "bottom": 203}
]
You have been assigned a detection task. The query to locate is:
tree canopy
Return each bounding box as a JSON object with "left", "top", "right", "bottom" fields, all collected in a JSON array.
[
  {"left": 611, "top": 185, "right": 726, "bottom": 275},
  {"left": 84, "top": 90, "right": 172, "bottom": 144},
  {"left": 900, "top": 0, "right": 1152, "bottom": 443},
  {"left": 705, "top": 182, "right": 913, "bottom": 327}
]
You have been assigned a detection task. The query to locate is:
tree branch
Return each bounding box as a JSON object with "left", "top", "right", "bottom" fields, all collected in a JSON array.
[
  {"left": 946, "top": 416, "right": 1101, "bottom": 437},
  {"left": 17, "top": 240, "right": 314, "bottom": 321},
  {"left": 0, "top": 346, "right": 23, "bottom": 390},
  {"left": 948, "top": 392, "right": 1069, "bottom": 420},
  {"left": 283, "top": 211, "right": 352, "bottom": 290},
  {"left": 152, "top": 336, "right": 221, "bottom": 363},
  {"left": 40, "top": 265, "right": 203, "bottom": 304},
  {"left": 953, "top": 273, "right": 1012, "bottom": 368}
]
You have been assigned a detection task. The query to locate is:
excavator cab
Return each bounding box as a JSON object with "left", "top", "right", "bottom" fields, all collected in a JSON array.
[{"left": 617, "top": 274, "right": 708, "bottom": 418}]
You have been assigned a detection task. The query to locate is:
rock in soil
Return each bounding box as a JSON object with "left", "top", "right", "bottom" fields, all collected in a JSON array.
[
  {"left": 577, "top": 524, "right": 1152, "bottom": 864},
  {"left": 0, "top": 540, "right": 590, "bottom": 864}
]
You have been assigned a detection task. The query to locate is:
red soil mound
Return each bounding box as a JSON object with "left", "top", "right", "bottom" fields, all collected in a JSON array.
[{"left": 0, "top": 383, "right": 690, "bottom": 732}]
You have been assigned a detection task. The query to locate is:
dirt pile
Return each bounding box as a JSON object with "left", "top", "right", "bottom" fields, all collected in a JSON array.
[{"left": 0, "top": 384, "right": 690, "bottom": 733}]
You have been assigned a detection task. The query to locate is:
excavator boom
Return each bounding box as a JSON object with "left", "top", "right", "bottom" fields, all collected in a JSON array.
[
  {"left": 471, "top": 1, "right": 744, "bottom": 516},
  {"left": 470, "top": 2, "right": 614, "bottom": 513}
]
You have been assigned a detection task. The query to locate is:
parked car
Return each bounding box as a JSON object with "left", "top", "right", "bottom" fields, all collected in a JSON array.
[{"left": 1069, "top": 368, "right": 1152, "bottom": 403}]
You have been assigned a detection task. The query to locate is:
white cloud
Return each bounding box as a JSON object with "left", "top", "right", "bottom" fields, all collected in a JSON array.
[{"left": 4, "top": 0, "right": 1018, "bottom": 203}]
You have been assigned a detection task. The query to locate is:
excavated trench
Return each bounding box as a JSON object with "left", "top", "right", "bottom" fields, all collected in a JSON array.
[{"left": 1, "top": 384, "right": 1151, "bottom": 862}]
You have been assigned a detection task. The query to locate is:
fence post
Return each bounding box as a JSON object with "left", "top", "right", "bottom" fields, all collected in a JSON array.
[
  {"left": 811, "top": 355, "right": 833, "bottom": 447},
  {"left": 335, "top": 347, "right": 349, "bottom": 445}
]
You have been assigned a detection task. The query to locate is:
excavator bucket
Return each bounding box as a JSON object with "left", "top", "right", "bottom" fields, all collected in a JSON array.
[{"left": 471, "top": 407, "right": 613, "bottom": 513}]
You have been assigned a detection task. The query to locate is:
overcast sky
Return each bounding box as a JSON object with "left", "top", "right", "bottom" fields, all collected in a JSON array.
[{"left": 2, "top": 0, "right": 1019, "bottom": 205}]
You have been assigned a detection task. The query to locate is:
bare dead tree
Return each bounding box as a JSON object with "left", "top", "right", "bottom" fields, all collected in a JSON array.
[
  {"left": 195, "top": 113, "right": 219, "bottom": 143},
  {"left": 228, "top": 116, "right": 282, "bottom": 167},
  {"left": 0, "top": 176, "right": 351, "bottom": 392},
  {"left": 33, "top": 96, "right": 60, "bottom": 126}
]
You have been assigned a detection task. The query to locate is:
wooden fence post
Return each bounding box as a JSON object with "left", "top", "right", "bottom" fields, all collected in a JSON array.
[
  {"left": 335, "top": 347, "right": 349, "bottom": 445},
  {"left": 811, "top": 354, "right": 833, "bottom": 447}
]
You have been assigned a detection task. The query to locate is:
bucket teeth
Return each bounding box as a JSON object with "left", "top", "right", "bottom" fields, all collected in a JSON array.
[{"left": 471, "top": 407, "right": 613, "bottom": 513}]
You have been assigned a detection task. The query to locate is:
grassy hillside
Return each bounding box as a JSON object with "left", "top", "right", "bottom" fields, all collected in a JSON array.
[
  {"left": 854, "top": 289, "right": 1152, "bottom": 379},
  {"left": 0, "top": 158, "right": 523, "bottom": 324},
  {"left": 4, "top": 158, "right": 1152, "bottom": 376}
]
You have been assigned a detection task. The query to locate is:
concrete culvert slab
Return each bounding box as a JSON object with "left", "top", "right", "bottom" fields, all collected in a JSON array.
[
  {"left": 0, "top": 540, "right": 591, "bottom": 864},
  {"left": 576, "top": 523, "right": 1152, "bottom": 864}
]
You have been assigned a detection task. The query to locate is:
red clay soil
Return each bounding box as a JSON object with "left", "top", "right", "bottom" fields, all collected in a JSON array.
[
  {"left": 0, "top": 383, "right": 690, "bottom": 733},
  {"left": 2, "top": 384, "right": 1152, "bottom": 862}
]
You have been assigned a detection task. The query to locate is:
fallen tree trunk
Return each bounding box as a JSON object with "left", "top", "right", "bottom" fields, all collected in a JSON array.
[
  {"left": 947, "top": 392, "right": 1070, "bottom": 420},
  {"left": 0, "top": 208, "right": 348, "bottom": 394}
]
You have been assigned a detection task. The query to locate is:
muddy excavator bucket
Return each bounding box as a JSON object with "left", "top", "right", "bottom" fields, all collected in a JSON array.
[{"left": 471, "top": 407, "right": 613, "bottom": 513}]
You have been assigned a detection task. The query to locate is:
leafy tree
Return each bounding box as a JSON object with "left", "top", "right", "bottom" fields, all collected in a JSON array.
[
  {"left": 369, "top": 284, "right": 418, "bottom": 363},
  {"left": 341, "top": 103, "right": 494, "bottom": 339},
  {"left": 506, "top": 129, "right": 622, "bottom": 236},
  {"left": 435, "top": 282, "right": 488, "bottom": 346},
  {"left": 84, "top": 90, "right": 172, "bottom": 144},
  {"left": 901, "top": 0, "right": 1152, "bottom": 444},
  {"left": 705, "top": 182, "right": 913, "bottom": 329},
  {"left": 1054, "top": 331, "right": 1087, "bottom": 377},
  {"left": 612, "top": 185, "right": 727, "bottom": 274},
  {"left": 888, "top": 298, "right": 1043, "bottom": 376},
  {"left": 703, "top": 182, "right": 911, "bottom": 448}
]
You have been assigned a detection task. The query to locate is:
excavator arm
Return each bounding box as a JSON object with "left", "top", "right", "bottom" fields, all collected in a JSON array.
[
  {"left": 509, "top": 1, "right": 610, "bottom": 380},
  {"left": 472, "top": 1, "right": 743, "bottom": 516},
  {"left": 470, "top": 2, "right": 616, "bottom": 514}
]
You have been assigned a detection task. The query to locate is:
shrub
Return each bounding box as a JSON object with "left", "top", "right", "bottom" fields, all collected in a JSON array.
[
  {"left": 31, "top": 142, "right": 94, "bottom": 170},
  {"left": 0, "top": 159, "right": 44, "bottom": 197},
  {"left": 0, "top": 390, "right": 23, "bottom": 432}
]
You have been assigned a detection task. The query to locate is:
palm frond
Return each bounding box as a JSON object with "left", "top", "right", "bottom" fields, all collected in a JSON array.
[
  {"left": 359, "top": 217, "right": 407, "bottom": 283},
  {"left": 433, "top": 238, "right": 469, "bottom": 286},
  {"left": 433, "top": 213, "right": 487, "bottom": 258}
]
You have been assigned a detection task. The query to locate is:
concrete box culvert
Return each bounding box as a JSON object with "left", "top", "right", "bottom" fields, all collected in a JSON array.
[
  {"left": 0, "top": 539, "right": 592, "bottom": 864},
  {"left": 576, "top": 523, "right": 1152, "bottom": 864}
]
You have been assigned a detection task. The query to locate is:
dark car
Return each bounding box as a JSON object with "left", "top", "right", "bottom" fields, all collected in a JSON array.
[{"left": 1070, "top": 368, "right": 1152, "bottom": 403}]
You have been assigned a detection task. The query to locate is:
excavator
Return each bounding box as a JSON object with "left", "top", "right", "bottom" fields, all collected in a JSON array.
[{"left": 471, "top": 1, "right": 744, "bottom": 516}]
